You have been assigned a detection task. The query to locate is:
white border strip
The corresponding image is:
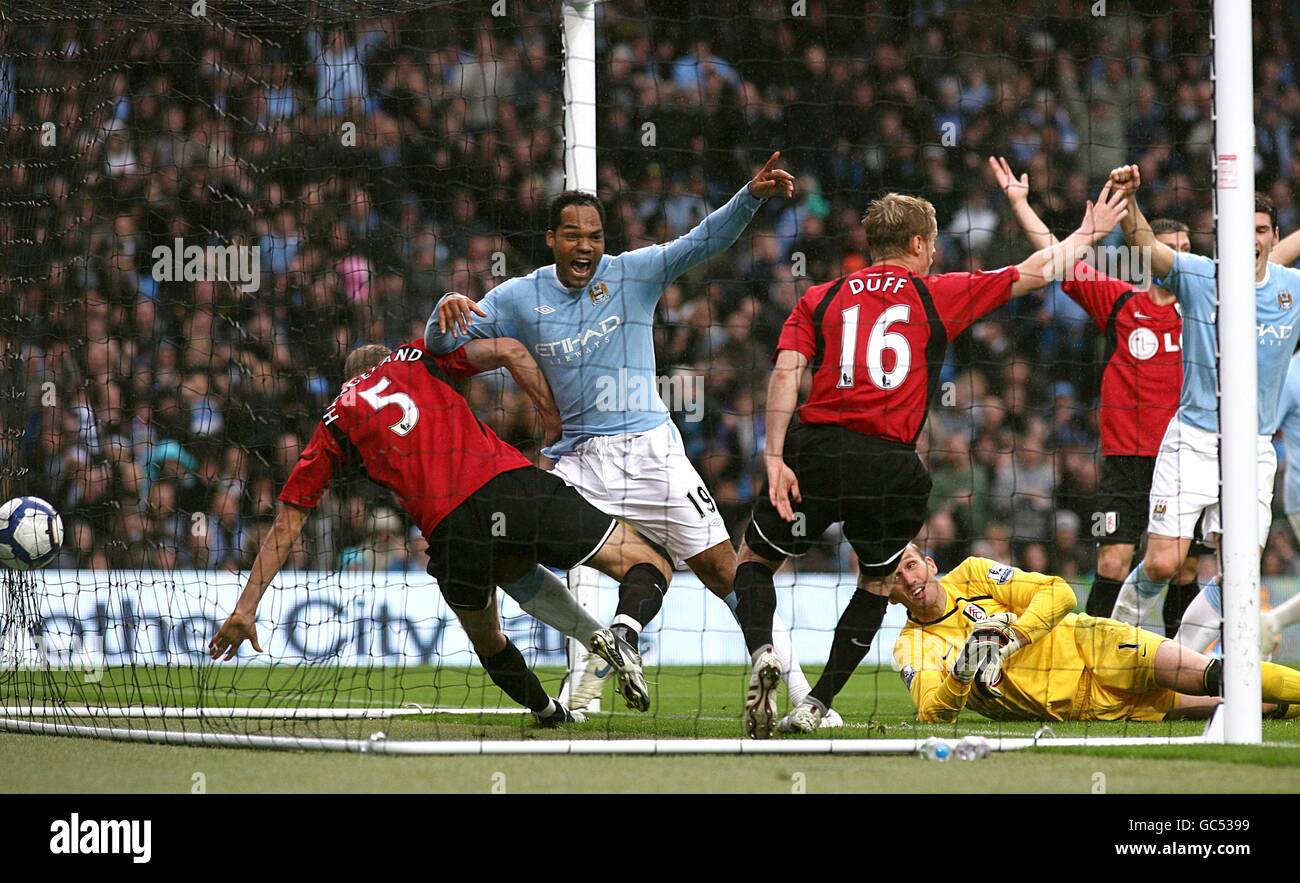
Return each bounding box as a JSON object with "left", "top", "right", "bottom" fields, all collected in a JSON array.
[
  {"left": 0, "top": 716, "right": 1231, "bottom": 755},
  {"left": 0, "top": 705, "right": 521, "bottom": 719}
]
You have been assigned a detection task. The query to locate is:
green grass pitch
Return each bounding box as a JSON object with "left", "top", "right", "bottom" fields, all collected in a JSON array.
[{"left": 2, "top": 663, "right": 1299, "bottom": 792}]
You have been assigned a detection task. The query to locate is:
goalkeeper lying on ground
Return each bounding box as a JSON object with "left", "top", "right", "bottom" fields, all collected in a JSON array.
[{"left": 889, "top": 544, "right": 1300, "bottom": 723}]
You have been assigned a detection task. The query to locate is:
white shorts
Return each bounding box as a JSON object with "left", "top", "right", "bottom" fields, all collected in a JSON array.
[
  {"left": 1147, "top": 418, "right": 1275, "bottom": 548},
  {"left": 550, "top": 420, "right": 729, "bottom": 567}
]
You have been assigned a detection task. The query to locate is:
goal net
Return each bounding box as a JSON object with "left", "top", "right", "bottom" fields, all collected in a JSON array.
[{"left": 0, "top": 0, "right": 1290, "bottom": 754}]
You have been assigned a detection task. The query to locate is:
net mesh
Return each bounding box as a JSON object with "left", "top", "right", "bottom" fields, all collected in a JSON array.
[{"left": 0, "top": 0, "right": 1295, "bottom": 750}]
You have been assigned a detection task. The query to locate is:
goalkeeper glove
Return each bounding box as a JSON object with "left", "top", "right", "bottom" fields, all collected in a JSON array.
[
  {"left": 975, "top": 613, "right": 1028, "bottom": 698},
  {"left": 952, "top": 632, "right": 1002, "bottom": 684}
]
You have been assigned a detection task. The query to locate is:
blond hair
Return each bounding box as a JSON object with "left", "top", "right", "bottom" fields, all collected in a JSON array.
[
  {"left": 344, "top": 344, "right": 392, "bottom": 380},
  {"left": 861, "top": 193, "right": 937, "bottom": 261}
]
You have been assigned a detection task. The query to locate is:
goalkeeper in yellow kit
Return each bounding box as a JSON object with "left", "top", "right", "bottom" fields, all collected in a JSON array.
[{"left": 889, "top": 544, "right": 1300, "bottom": 723}]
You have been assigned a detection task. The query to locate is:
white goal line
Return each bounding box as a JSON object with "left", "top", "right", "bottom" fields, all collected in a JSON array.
[
  {"left": 0, "top": 715, "right": 1226, "bottom": 755},
  {"left": 0, "top": 705, "right": 520, "bottom": 719}
]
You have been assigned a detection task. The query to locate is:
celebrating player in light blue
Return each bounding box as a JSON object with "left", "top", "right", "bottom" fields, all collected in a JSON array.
[
  {"left": 426, "top": 153, "right": 830, "bottom": 719},
  {"left": 1176, "top": 349, "right": 1300, "bottom": 658},
  {"left": 1109, "top": 163, "right": 1300, "bottom": 635}
]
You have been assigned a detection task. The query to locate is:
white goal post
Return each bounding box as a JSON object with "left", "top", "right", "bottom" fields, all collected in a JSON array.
[
  {"left": 1213, "top": 0, "right": 1262, "bottom": 745},
  {"left": 558, "top": 0, "right": 603, "bottom": 713}
]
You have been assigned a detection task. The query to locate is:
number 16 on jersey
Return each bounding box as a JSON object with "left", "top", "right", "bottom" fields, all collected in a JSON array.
[{"left": 839, "top": 303, "right": 912, "bottom": 390}]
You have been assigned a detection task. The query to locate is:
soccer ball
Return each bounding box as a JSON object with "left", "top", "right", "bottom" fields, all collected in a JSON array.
[{"left": 0, "top": 496, "right": 63, "bottom": 570}]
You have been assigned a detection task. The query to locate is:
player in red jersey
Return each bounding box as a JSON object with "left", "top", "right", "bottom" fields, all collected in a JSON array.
[
  {"left": 208, "top": 339, "right": 671, "bottom": 722},
  {"left": 732, "top": 185, "right": 1130, "bottom": 738},
  {"left": 990, "top": 156, "right": 1206, "bottom": 636}
]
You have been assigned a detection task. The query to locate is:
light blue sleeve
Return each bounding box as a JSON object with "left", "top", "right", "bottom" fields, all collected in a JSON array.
[
  {"left": 424, "top": 287, "right": 520, "bottom": 355},
  {"left": 616, "top": 186, "right": 765, "bottom": 302},
  {"left": 1164, "top": 251, "right": 1216, "bottom": 309}
]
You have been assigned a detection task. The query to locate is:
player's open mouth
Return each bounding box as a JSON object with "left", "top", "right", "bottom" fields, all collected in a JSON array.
[{"left": 571, "top": 258, "right": 593, "bottom": 276}]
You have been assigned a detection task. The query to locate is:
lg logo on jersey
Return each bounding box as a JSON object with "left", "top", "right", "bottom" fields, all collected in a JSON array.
[{"left": 1127, "top": 327, "right": 1180, "bottom": 360}]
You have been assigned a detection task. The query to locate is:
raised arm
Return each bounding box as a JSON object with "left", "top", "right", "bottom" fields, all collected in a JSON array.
[
  {"left": 763, "top": 348, "right": 807, "bottom": 523},
  {"left": 1010, "top": 182, "right": 1129, "bottom": 297},
  {"left": 1274, "top": 227, "right": 1300, "bottom": 268},
  {"left": 989, "top": 156, "right": 1057, "bottom": 250},
  {"left": 988, "top": 568, "right": 1077, "bottom": 643},
  {"left": 208, "top": 502, "right": 310, "bottom": 660},
  {"left": 626, "top": 152, "right": 792, "bottom": 290},
  {"left": 458, "top": 338, "right": 562, "bottom": 445},
  {"left": 1109, "top": 164, "right": 1175, "bottom": 278}
]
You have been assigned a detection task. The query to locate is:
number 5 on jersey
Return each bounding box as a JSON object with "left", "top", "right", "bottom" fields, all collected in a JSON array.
[
  {"left": 359, "top": 377, "right": 420, "bottom": 435},
  {"left": 839, "top": 303, "right": 912, "bottom": 390}
]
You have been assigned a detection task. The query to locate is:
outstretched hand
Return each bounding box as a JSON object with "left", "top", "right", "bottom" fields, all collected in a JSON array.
[
  {"left": 748, "top": 151, "right": 795, "bottom": 200},
  {"left": 989, "top": 156, "right": 1029, "bottom": 205},
  {"left": 1079, "top": 183, "right": 1129, "bottom": 241},
  {"left": 209, "top": 611, "right": 264, "bottom": 662},
  {"left": 438, "top": 292, "right": 488, "bottom": 336}
]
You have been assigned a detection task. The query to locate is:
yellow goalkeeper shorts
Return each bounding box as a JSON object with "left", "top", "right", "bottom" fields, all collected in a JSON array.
[{"left": 1071, "top": 615, "right": 1177, "bottom": 721}]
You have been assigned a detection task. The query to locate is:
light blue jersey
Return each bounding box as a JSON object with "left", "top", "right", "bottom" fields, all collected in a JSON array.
[
  {"left": 1164, "top": 251, "right": 1300, "bottom": 435},
  {"left": 426, "top": 186, "right": 765, "bottom": 459},
  {"left": 1278, "top": 353, "right": 1300, "bottom": 514}
]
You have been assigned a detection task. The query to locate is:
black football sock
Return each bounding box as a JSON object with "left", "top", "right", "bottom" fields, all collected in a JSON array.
[
  {"left": 613, "top": 563, "right": 667, "bottom": 645},
  {"left": 1163, "top": 579, "right": 1200, "bottom": 638},
  {"left": 808, "top": 590, "right": 889, "bottom": 710},
  {"left": 1087, "top": 574, "right": 1123, "bottom": 617},
  {"left": 480, "top": 639, "right": 551, "bottom": 713},
  {"left": 733, "top": 561, "right": 778, "bottom": 656}
]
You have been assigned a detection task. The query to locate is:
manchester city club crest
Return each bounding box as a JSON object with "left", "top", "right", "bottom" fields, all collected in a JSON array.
[
  {"left": 1279, "top": 289, "right": 1294, "bottom": 309},
  {"left": 588, "top": 281, "right": 609, "bottom": 304}
]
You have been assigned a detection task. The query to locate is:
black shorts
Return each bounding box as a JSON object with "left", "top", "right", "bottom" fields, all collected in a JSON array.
[
  {"left": 745, "top": 423, "right": 931, "bottom": 578},
  {"left": 1096, "top": 455, "right": 1214, "bottom": 555},
  {"left": 425, "top": 467, "right": 617, "bottom": 610}
]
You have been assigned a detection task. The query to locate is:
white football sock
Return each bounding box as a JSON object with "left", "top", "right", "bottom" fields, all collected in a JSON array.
[
  {"left": 1268, "top": 591, "right": 1300, "bottom": 630},
  {"left": 512, "top": 566, "right": 602, "bottom": 649},
  {"left": 1175, "top": 587, "right": 1222, "bottom": 655},
  {"left": 772, "top": 611, "right": 812, "bottom": 706}
]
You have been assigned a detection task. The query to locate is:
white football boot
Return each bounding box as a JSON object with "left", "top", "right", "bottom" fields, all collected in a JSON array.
[
  {"left": 589, "top": 628, "right": 651, "bottom": 712},
  {"left": 566, "top": 652, "right": 610, "bottom": 711},
  {"left": 777, "top": 701, "right": 823, "bottom": 734},
  {"left": 744, "top": 647, "right": 782, "bottom": 740}
]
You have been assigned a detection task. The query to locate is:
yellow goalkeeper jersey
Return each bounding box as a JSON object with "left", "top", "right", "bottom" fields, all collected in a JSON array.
[{"left": 892, "top": 556, "right": 1088, "bottom": 722}]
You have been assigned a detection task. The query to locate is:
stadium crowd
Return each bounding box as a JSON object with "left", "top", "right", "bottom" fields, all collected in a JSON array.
[{"left": 2, "top": 1, "right": 1300, "bottom": 588}]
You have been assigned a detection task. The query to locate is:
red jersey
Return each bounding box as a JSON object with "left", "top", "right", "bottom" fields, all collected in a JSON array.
[
  {"left": 279, "top": 340, "right": 530, "bottom": 535},
  {"left": 1062, "top": 261, "right": 1181, "bottom": 457},
  {"left": 777, "top": 265, "right": 1019, "bottom": 444}
]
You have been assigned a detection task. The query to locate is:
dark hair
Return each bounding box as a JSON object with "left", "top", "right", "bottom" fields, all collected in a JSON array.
[
  {"left": 548, "top": 191, "right": 605, "bottom": 231},
  {"left": 1256, "top": 193, "right": 1279, "bottom": 230},
  {"left": 1150, "top": 218, "right": 1189, "bottom": 235}
]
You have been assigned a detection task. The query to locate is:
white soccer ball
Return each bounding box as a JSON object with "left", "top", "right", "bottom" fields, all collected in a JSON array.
[{"left": 0, "top": 496, "right": 63, "bottom": 570}]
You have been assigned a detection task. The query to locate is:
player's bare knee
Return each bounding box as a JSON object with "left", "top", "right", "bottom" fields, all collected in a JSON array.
[
  {"left": 736, "top": 540, "right": 781, "bottom": 571},
  {"left": 1142, "top": 548, "right": 1180, "bottom": 583},
  {"left": 1095, "top": 544, "right": 1133, "bottom": 581},
  {"left": 626, "top": 543, "right": 671, "bottom": 585},
  {"left": 467, "top": 627, "right": 507, "bottom": 657}
]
